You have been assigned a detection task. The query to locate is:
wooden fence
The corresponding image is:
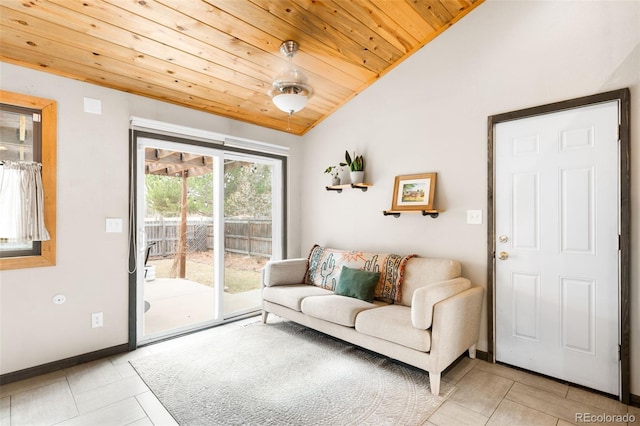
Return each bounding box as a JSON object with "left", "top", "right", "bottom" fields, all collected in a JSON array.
[{"left": 145, "top": 217, "right": 272, "bottom": 258}]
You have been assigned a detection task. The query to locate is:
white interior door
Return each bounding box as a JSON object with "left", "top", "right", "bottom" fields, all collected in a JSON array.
[{"left": 494, "top": 101, "right": 620, "bottom": 395}]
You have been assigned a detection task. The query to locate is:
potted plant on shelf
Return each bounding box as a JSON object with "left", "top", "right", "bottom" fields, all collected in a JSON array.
[
  {"left": 324, "top": 165, "right": 342, "bottom": 186},
  {"left": 342, "top": 151, "right": 365, "bottom": 184}
]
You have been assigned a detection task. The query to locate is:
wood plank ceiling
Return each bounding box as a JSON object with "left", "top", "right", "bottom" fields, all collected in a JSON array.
[{"left": 0, "top": 0, "right": 483, "bottom": 135}]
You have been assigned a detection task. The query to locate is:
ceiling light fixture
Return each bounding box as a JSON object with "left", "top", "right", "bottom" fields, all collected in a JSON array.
[{"left": 269, "top": 40, "right": 313, "bottom": 118}]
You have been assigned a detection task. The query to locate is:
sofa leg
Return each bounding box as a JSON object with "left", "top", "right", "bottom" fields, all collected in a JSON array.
[
  {"left": 261, "top": 310, "right": 269, "bottom": 324},
  {"left": 468, "top": 343, "right": 477, "bottom": 359},
  {"left": 429, "top": 372, "right": 441, "bottom": 396}
]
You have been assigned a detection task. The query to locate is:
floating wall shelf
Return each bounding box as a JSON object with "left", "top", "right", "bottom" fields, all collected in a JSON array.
[
  {"left": 382, "top": 210, "right": 441, "bottom": 218},
  {"left": 326, "top": 183, "right": 371, "bottom": 193}
]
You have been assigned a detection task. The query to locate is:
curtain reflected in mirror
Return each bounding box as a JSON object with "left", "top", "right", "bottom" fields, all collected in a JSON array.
[
  {"left": 0, "top": 105, "right": 44, "bottom": 257},
  {"left": 0, "top": 91, "right": 56, "bottom": 269},
  {"left": 0, "top": 162, "right": 50, "bottom": 250}
]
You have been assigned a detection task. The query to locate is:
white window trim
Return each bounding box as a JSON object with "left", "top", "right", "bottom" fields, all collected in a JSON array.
[{"left": 130, "top": 116, "right": 290, "bottom": 156}]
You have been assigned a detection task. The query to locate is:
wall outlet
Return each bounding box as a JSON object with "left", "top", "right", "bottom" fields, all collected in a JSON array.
[
  {"left": 467, "top": 210, "right": 483, "bottom": 225},
  {"left": 91, "top": 312, "right": 103, "bottom": 328}
]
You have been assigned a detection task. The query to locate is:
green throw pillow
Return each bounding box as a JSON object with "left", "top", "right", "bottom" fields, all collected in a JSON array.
[{"left": 335, "top": 266, "right": 381, "bottom": 302}]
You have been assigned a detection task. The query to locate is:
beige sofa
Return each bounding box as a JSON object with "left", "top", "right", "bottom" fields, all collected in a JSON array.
[{"left": 261, "top": 249, "right": 484, "bottom": 395}]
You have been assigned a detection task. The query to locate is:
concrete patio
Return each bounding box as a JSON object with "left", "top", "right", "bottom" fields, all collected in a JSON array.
[{"left": 143, "top": 278, "right": 261, "bottom": 336}]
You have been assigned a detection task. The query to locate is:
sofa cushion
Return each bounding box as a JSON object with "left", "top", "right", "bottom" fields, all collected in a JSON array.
[
  {"left": 304, "top": 245, "right": 414, "bottom": 303},
  {"left": 262, "top": 285, "right": 333, "bottom": 312},
  {"left": 301, "top": 295, "right": 382, "bottom": 327},
  {"left": 355, "top": 305, "right": 431, "bottom": 352},
  {"left": 400, "top": 258, "right": 462, "bottom": 306},
  {"left": 335, "top": 267, "right": 380, "bottom": 302}
]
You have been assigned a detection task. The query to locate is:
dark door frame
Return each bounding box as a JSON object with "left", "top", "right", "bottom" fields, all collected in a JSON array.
[
  {"left": 127, "top": 129, "right": 288, "bottom": 350},
  {"left": 486, "top": 88, "right": 631, "bottom": 403}
]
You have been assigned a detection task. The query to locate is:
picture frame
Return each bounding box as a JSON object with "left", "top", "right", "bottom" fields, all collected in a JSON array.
[{"left": 391, "top": 173, "right": 437, "bottom": 211}]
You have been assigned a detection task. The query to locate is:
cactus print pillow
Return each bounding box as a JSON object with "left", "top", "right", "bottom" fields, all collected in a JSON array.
[{"left": 304, "top": 245, "right": 415, "bottom": 304}]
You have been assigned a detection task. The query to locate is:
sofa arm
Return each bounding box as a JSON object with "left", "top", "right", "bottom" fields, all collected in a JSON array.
[
  {"left": 411, "top": 277, "right": 472, "bottom": 329},
  {"left": 430, "top": 286, "right": 484, "bottom": 373},
  {"left": 262, "top": 258, "right": 308, "bottom": 287}
]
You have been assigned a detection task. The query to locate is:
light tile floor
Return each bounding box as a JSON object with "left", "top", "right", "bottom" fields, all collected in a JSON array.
[{"left": 1, "top": 318, "right": 638, "bottom": 426}]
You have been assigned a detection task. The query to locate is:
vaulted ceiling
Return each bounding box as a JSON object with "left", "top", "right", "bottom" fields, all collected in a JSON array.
[{"left": 0, "top": 0, "right": 483, "bottom": 135}]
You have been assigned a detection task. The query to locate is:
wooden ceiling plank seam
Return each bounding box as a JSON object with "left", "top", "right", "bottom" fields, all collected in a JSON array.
[
  {"left": 0, "top": 55, "right": 96, "bottom": 86},
  {"left": 370, "top": 0, "right": 437, "bottom": 41},
  {"left": 440, "top": 0, "right": 474, "bottom": 16},
  {"left": 123, "top": 0, "right": 359, "bottom": 95},
  {"left": 406, "top": 3, "right": 447, "bottom": 31},
  {"left": 154, "top": 0, "right": 280, "bottom": 61},
  {"left": 42, "top": 0, "right": 332, "bottom": 110},
  {"left": 366, "top": 0, "right": 484, "bottom": 85},
  {"left": 248, "top": 0, "right": 390, "bottom": 74},
  {"left": 102, "top": 0, "right": 286, "bottom": 84},
  {"left": 0, "top": 9, "right": 284, "bottom": 108},
  {"left": 3, "top": 3, "right": 342, "bottom": 118},
  {"left": 0, "top": 41, "right": 242, "bottom": 116},
  {"left": 124, "top": 0, "right": 357, "bottom": 103},
  {"left": 211, "top": 0, "right": 379, "bottom": 78},
  {"left": 0, "top": 44, "right": 310, "bottom": 135},
  {"left": 0, "top": 26, "right": 302, "bottom": 119},
  {"left": 64, "top": 0, "right": 356, "bottom": 108},
  {"left": 290, "top": 0, "right": 404, "bottom": 63},
  {"left": 204, "top": 0, "right": 375, "bottom": 85},
  {"left": 429, "top": 0, "right": 458, "bottom": 22},
  {"left": 0, "top": 3, "right": 288, "bottom": 106},
  {"left": 206, "top": 0, "right": 410, "bottom": 121},
  {"left": 158, "top": 0, "right": 365, "bottom": 91},
  {"left": 106, "top": 0, "right": 368, "bottom": 102},
  {"left": 407, "top": 0, "right": 456, "bottom": 30},
  {"left": 45, "top": 0, "right": 279, "bottom": 85},
  {"left": 200, "top": 0, "right": 379, "bottom": 107},
  {"left": 325, "top": 0, "right": 419, "bottom": 54}
]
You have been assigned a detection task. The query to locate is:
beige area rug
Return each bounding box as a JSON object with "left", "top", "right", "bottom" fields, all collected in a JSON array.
[{"left": 131, "top": 320, "right": 453, "bottom": 425}]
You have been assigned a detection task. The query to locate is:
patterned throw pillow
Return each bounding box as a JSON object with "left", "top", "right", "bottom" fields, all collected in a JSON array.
[
  {"left": 377, "top": 253, "right": 415, "bottom": 303},
  {"left": 304, "top": 245, "right": 414, "bottom": 304}
]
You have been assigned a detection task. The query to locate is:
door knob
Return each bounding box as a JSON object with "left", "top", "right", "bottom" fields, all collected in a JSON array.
[{"left": 498, "top": 251, "right": 509, "bottom": 260}]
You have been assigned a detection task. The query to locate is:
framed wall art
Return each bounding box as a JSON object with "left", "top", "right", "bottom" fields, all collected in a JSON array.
[{"left": 391, "top": 173, "right": 437, "bottom": 211}]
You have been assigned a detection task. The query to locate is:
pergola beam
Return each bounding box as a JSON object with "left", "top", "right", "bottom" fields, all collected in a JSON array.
[{"left": 144, "top": 147, "right": 214, "bottom": 177}]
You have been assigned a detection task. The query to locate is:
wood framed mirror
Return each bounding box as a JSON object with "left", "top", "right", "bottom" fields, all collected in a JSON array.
[{"left": 0, "top": 90, "right": 57, "bottom": 270}]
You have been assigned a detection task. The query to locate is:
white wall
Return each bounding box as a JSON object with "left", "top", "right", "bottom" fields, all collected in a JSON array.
[
  {"left": 301, "top": 0, "right": 640, "bottom": 393},
  {"left": 0, "top": 63, "right": 302, "bottom": 374},
  {"left": 1, "top": 0, "right": 639, "bottom": 398}
]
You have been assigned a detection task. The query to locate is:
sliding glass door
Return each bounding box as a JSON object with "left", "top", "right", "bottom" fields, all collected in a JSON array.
[
  {"left": 135, "top": 135, "right": 283, "bottom": 344},
  {"left": 222, "top": 154, "right": 281, "bottom": 317}
]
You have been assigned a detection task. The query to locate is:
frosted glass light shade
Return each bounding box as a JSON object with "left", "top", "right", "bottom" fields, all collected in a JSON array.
[
  {"left": 272, "top": 93, "right": 308, "bottom": 114},
  {"left": 269, "top": 40, "right": 313, "bottom": 115}
]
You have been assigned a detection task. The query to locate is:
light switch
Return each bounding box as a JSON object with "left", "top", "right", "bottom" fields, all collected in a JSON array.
[
  {"left": 466, "top": 210, "right": 482, "bottom": 225},
  {"left": 105, "top": 218, "right": 123, "bottom": 233}
]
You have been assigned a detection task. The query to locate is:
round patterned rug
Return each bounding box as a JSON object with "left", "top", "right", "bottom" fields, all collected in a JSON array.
[{"left": 131, "top": 320, "right": 452, "bottom": 425}]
